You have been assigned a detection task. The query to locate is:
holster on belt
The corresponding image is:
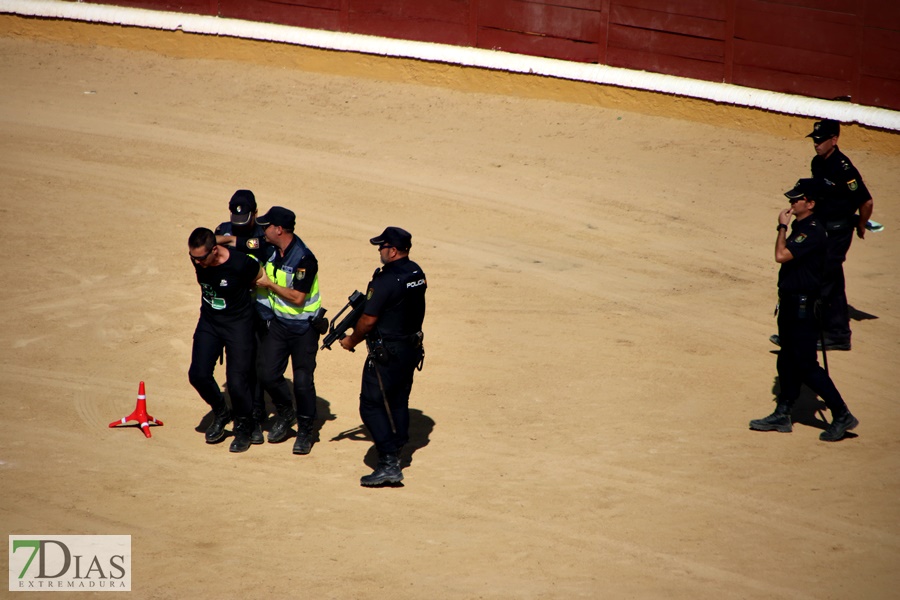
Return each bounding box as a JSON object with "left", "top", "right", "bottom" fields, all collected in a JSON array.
[{"left": 778, "top": 292, "right": 818, "bottom": 320}]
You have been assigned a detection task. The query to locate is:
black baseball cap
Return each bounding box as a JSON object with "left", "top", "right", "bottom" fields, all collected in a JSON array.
[
  {"left": 257, "top": 206, "right": 296, "bottom": 230},
  {"left": 370, "top": 226, "right": 412, "bottom": 250},
  {"left": 229, "top": 190, "right": 256, "bottom": 225},
  {"left": 784, "top": 178, "right": 826, "bottom": 203},
  {"left": 806, "top": 119, "right": 840, "bottom": 142}
]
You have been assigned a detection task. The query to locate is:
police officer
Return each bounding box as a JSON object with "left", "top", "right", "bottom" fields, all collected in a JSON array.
[
  {"left": 215, "top": 190, "right": 269, "bottom": 262},
  {"left": 806, "top": 119, "right": 873, "bottom": 350},
  {"left": 750, "top": 180, "right": 858, "bottom": 442},
  {"left": 215, "top": 190, "right": 273, "bottom": 444},
  {"left": 340, "top": 226, "right": 427, "bottom": 486},
  {"left": 255, "top": 207, "right": 323, "bottom": 455},
  {"left": 187, "top": 227, "right": 265, "bottom": 452}
]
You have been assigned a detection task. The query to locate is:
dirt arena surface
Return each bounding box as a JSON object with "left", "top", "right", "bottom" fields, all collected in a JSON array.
[{"left": 1, "top": 23, "right": 899, "bottom": 599}]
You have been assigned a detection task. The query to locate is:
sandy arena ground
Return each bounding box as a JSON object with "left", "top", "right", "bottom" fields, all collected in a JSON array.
[{"left": 1, "top": 20, "right": 899, "bottom": 599}]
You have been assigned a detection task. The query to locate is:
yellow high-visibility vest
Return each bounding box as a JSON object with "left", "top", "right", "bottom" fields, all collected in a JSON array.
[{"left": 264, "top": 239, "right": 321, "bottom": 322}]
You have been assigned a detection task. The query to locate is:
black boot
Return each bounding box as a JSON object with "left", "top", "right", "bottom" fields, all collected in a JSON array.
[
  {"left": 250, "top": 421, "right": 264, "bottom": 445},
  {"left": 267, "top": 406, "right": 296, "bottom": 443},
  {"left": 250, "top": 409, "right": 265, "bottom": 445},
  {"left": 820, "top": 410, "right": 858, "bottom": 442},
  {"left": 292, "top": 417, "right": 315, "bottom": 455},
  {"left": 360, "top": 452, "right": 403, "bottom": 487},
  {"left": 229, "top": 417, "right": 253, "bottom": 453},
  {"left": 749, "top": 403, "right": 792, "bottom": 433},
  {"left": 205, "top": 403, "right": 232, "bottom": 444}
]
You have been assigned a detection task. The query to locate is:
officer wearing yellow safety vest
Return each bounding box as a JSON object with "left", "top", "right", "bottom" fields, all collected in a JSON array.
[{"left": 255, "top": 206, "right": 323, "bottom": 455}]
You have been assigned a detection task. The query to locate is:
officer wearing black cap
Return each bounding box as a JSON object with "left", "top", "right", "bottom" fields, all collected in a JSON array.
[
  {"left": 806, "top": 119, "right": 874, "bottom": 350},
  {"left": 214, "top": 190, "right": 273, "bottom": 443},
  {"left": 215, "top": 190, "right": 269, "bottom": 263},
  {"left": 255, "top": 206, "right": 324, "bottom": 455},
  {"left": 340, "top": 226, "right": 427, "bottom": 486},
  {"left": 750, "top": 179, "right": 858, "bottom": 442}
]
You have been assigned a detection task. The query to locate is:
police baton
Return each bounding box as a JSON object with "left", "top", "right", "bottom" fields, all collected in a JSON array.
[
  {"left": 370, "top": 359, "right": 396, "bottom": 434},
  {"left": 815, "top": 301, "right": 830, "bottom": 425}
]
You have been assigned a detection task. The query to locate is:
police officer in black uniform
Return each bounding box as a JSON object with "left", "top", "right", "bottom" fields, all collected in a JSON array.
[
  {"left": 808, "top": 119, "right": 874, "bottom": 350},
  {"left": 340, "top": 227, "right": 427, "bottom": 486},
  {"left": 215, "top": 190, "right": 270, "bottom": 262},
  {"left": 214, "top": 190, "right": 273, "bottom": 444},
  {"left": 750, "top": 180, "right": 858, "bottom": 442},
  {"left": 188, "top": 227, "right": 265, "bottom": 452}
]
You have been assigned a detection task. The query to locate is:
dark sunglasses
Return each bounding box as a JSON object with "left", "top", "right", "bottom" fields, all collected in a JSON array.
[
  {"left": 379, "top": 244, "right": 395, "bottom": 251},
  {"left": 189, "top": 248, "right": 214, "bottom": 263}
]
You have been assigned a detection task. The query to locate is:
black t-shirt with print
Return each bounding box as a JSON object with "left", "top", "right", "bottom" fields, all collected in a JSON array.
[{"left": 193, "top": 246, "right": 260, "bottom": 323}]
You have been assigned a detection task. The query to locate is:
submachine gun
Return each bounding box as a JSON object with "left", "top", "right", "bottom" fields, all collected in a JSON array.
[{"left": 320, "top": 290, "right": 366, "bottom": 351}]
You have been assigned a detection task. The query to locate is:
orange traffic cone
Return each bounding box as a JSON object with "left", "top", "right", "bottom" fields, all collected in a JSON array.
[{"left": 108, "top": 381, "right": 163, "bottom": 438}]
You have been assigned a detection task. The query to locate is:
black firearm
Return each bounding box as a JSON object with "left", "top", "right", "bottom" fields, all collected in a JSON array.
[{"left": 320, "top": 290, "right": 366, "bottom": 350}]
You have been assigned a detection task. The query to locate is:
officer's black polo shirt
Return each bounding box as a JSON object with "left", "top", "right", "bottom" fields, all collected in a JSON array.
[
  {"left": 778, "top": 216, "right": 827, "bottom": 295},
  {"left": 811, "top": 148, "right": 872, "bottom": 222},
  {"left": 214, "top": 221, "right": 270, "bottom": 263},
  {"left": 364, "top": 256, "right": 426, "bottom": 336}
]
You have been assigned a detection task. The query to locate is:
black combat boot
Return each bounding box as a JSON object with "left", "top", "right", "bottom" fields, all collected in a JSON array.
[
  {"left": 229, "top": 417, "right": 253, "bottom": 453},
  {"left": 250, "top": 408, "right": 265, "bottom": 445},
  {"left": 205, "top": 403, "right": 232, "bottom": 444},
  {"left": 292, "top": 417, "right": 315, "bottom": 455},
  {"left": 250, "top": 421, "right": 264, "bottom": 445},
  {"left": 819, "top": 410, "right": 858, "bottom": 442},
  {"left": 267, "top": 406, "right": 296, "bottom": 443},
  {"left": 749, "top": 403, "right": 792, "bottom": 433},
  {"left": 360, "top": 452, "right": 403, "bottom": 487}
]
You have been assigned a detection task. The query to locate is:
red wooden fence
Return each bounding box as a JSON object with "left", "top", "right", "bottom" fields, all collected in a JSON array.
[{"left": 77, "top": 0, "right": 900, "bottom": 110}]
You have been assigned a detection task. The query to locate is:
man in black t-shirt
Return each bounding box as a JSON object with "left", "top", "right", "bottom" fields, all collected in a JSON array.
[
  {"left": 188, "top": 227, "right": 264, "bottom": 453},
  {"left": 750, "top": 180, "right": 857, "bottom": 442},
  {"left": 341, "top": 226, "right": 426, "bottom": 486}
]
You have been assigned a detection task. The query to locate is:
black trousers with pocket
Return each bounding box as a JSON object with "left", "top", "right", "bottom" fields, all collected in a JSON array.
[
  {"left": 188, "top": 314, "right": 256, "bottom": 418},
  {"left": 258, "top": 318, "right": 320, "bottom": 420},
  {"left": 358, "top": 342, "right": 422, "bottom": 455},
  {"left": 821, "top": 227, "right": 853, "bottom": 343},
  {"left": 776, "top": 293, "right": 847, "bottom": 415}
]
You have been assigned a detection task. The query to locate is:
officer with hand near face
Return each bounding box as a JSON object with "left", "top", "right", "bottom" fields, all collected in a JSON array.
[{"left": 750, "top": 180, "right": 858, "bottom": 442}]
